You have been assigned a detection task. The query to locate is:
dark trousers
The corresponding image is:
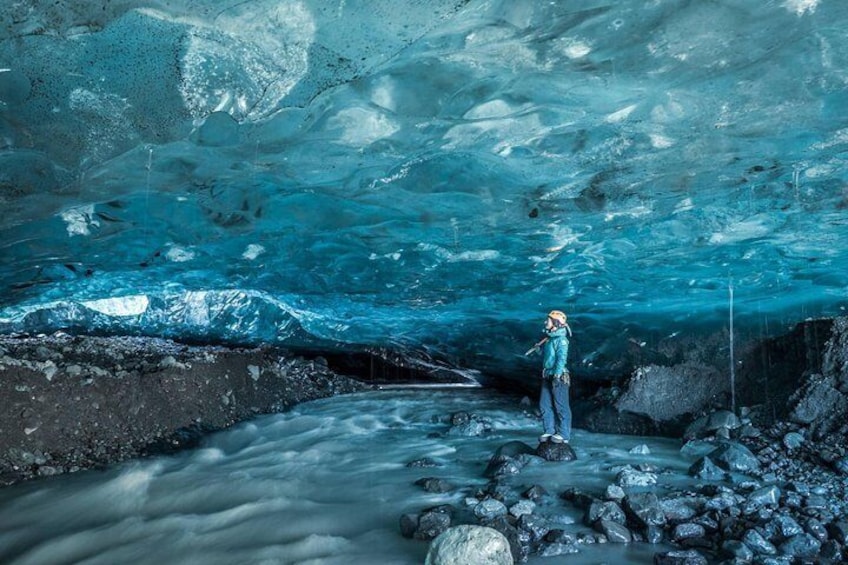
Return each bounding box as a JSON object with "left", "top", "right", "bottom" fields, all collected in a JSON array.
[{"left": 539, "top": 377, "right": 572, "bottom": 439}]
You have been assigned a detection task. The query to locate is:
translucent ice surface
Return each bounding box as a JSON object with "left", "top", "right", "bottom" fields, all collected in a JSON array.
[{"left": 2, "top": 1, "right": 847, "bottom": 374}]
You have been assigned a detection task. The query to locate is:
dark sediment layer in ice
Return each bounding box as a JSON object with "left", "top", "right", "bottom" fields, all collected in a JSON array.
[
  {"left": 2, "top": 315, "right": 846, "bottom": 493},
  {"left": 0, "top": 333, "right": 369, "bottom": 486}
]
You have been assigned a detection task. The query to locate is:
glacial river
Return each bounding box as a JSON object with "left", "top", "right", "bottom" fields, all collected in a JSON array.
[{"left": 0, "top": 389, "right": 701, "bottom": 564}]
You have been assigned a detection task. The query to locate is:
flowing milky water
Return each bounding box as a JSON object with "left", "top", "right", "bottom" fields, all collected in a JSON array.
[{"left": 0, "top": 389, "right": 701, "bottom": 564}]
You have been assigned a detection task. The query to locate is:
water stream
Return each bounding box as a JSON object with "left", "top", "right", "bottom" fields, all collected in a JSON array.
[{"left": 0, "top": 389, "right": 702, "bottom": 564}]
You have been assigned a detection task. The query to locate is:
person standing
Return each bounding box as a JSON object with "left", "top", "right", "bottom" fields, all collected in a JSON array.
[{"left": 531, "top": 310, "right": 572, "bottom": 444}]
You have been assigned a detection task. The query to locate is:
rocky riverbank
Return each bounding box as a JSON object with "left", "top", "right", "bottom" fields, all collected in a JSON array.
[
  {"left": 405, "top": 317, "right": 848, "bottom": 563},
  {"left": 574, "top": 317, "right": 846, "bottom": 439},
  {"left": 0, "top": 333, "right": 369, "bottom": 486},
  {"left": 402, "top": 409, "right": 848, "bottom": 564}
]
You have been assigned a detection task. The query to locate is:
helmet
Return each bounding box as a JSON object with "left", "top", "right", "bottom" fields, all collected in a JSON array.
[{"left": 547, "top": 310, "right": 567, "bottom": 327}]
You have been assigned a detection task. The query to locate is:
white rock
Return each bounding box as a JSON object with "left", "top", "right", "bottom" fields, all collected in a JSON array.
[
  {"left": 425, "top": 525, "right": 513, "bottom": 565},
  {"left": 629, "top": 444, "right": 651, "bottom": 455},
  {"left": 616, "top": 466, "right": 658, "bottom": 487},
  {"left": 509, "top": 499, "right": 535, "bottom": 518},
  {"left": 43, "top": 361, "right": 57, "bottom": 381}
]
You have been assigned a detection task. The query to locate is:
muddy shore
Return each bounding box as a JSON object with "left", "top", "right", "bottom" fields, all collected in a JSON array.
[{"left": 0, "top": 333, "right": 369, "bottom": 486}]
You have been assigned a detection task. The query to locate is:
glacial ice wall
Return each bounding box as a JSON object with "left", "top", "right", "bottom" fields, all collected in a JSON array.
[{"left": 1, "top": 0, "right": 847, "bottom": 376}]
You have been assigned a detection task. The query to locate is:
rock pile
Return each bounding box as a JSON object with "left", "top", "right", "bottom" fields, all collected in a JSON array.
[{"left": 402, "top": 400, "right": 848, "bottom": 563}]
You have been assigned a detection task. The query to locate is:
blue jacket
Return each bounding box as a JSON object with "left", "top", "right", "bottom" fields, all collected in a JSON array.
[{"left": 542, "top": 327, "right": 569, "bottom": 377}]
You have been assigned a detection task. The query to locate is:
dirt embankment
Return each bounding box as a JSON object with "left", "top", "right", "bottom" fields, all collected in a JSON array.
[{"left": 0, "top": 333, "right": 369, "bottom": 485}]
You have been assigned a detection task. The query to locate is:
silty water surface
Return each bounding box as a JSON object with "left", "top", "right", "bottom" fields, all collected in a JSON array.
[{"left": 0, "top": 389, "right": 701, "bottom": 564}]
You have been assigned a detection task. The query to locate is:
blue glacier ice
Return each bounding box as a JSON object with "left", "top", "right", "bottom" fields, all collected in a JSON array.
[{"left": 1, "top": 0, "right": 847, "bottom": 377}]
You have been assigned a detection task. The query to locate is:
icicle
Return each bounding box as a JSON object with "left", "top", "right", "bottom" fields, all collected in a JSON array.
[
  {"left": 144, "top": 147, "right": 153, "bottom": 242},
  {"left": 729, "top": 278, "right": 736, "bottom": 414}
]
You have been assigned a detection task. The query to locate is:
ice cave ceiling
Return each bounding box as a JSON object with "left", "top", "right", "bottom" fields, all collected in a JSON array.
[{"left": 1, "top": 0, "right": 847, "bottom": 377}]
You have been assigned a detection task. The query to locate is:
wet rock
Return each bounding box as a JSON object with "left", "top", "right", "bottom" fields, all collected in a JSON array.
[
  {"left": 615, "top": 363, "right": 726, "bottom": 424},
  {"left": 659, "top": 496, "right": 704, "bottom": 522},
  {"left": 684, "top": 410, "right": 741, "bottom": 441},
  {"left": 624, "top": 492, "right": 666, "bottom": 529},
  {"left": 742, "top": 529, "right": 777, "bottom": 555},
  {"left": 485, "top": 458, "right": 524, "bottom": 479},
  {"left": 691, "top": 513, "right": 719, "bottom": 533},
  {"left": 826, "top": 520, "right": 848, "bottom": 544},
  {"left": 478, "top": 481, "right": 513, "bottom": 502},
  {"left": 446, "top": 411, "right": 493, "bottom": 437},
  {"left": 644, "top": 524, "right": 664, "bottom": 544},
  {"left": 721, "top": 539, "right": 754, "bottom": 562},
  {"left": 536, "top": 541, "right": 579, "bottom": 557},
  {"left": 517, "top": 513, "right": 549, "bottom": 542},
  {"left": 819, "top": 539, "right": 843, "bottom": 561},
  {"left": 484, "top": 516, "right": 531, "bottom": 563},
  {"left": 586, "top": 500, "right": 626, "bottom": 526},
  {"left": 832, "top": 456, "right": 848, "bottom": 475},
  {"left": 543, "top": 529, "right": 576, "bottom": 545},
  {"left": 747, "top": 485, "right": 781, "bottom": 508},
  {"left": 709, "top": 442, "right": 760, "bottom": 473},
  {"left": 688, "top": 456, "right": 726, "bottom": 480},
  {"left": 415, "top": 477, "right": 455, "bottom": 493},
  {"left": 605, "top": 484, "right": 626, "bottom": 502},
  {"left": 484, "top": 441, "right": 536, "bottom": 478},
  {"left": 672, "top": 523, "right": 705, "bottom": 542},
  {"left": 400, "top": 513, "right": 420, "bottom": 538},
  {"left": 782, "top": 431, "right": 804, "bottom": 450},
  {"left": 559, "top": 487, "right": 597, "bottom": 510},
  {"left": 36, "top": 465, "right": 61, "bottom": 476},
  {"left": 424, "top": 525, "right": 513, "bottom": 565},
  {"left": 508, "top": 500, "right": 535, "bottom": 518},
  {"left": 522, "top": 485, "right": 548, "bottom": 502},
  {"left": 804, "top": 493, "right": 828, "bottom": 510},
  {"left": 535, "top": 441, "right": 576, "bottom": 462},
  {"left": 595, "top": 519, "right": 632, "bottom": 543},
  {"left": 804, "top": 517, "right": 828, "bottom": 542},
  {"left": 771, "top": 513, "right": 803, "bottom": 538},
  {"left": 680, "top": 439, "right": 718, "bottom": 458},
  {"left": 616, "top": 466, "right": 657, "bottom": 487},
  {"left": 449, "top": 411, "right": 470, "bottom": 426},
  {"left": 408, "top": 457, "right": 443, "bottom": 468},
  {"left": 704, "top": 490, "right": 742, "bottom": 511},
  {"left": 737, "top": 423, "right": 762, "bottom": 439},
  {"left": 513, "top": 453, "right": 544, "bottom": 469},
  {"left": 474, "top": 499, "right": 508, "bottom": 521},
  {"left": 788, "top": 375, "right": 843, "bottom": 428},
  {"left": 630, "top": 444, "right": 651, "bottom": 455},
  {"left": 652, "top": 549, "right": 708, "bottom": 564},
  {"left": 447, "top": 419, "right": 489, "bottom": 437},
  {"left": 546, "top": 513, "right": 576, "bottom": 527},
  {"left": 778, "top": 533, "right": 821, "bottom": 559},
  {"left": 415, "top": 506, "right": 454, "bottom": 541}
]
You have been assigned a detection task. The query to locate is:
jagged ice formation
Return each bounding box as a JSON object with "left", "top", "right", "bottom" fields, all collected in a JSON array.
[{"left": 1, "top": 0, "right": 847, "bottom": 378}]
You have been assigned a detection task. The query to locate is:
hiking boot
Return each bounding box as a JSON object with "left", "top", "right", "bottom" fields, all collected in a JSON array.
[
  {"left": 551, "top": 434, "right": 567, "bottom": 444},
  {"left": 539, "top": 433, "right": 553, "bottom": 443}
]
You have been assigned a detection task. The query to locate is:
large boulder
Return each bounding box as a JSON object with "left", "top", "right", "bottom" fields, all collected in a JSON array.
[
  {"left": 425, "top": 525, "right": 513, "bottom": 565},
  {"left": 683, "top": 410, "right": 741, "bottom": 440},
  {"left": 484, "top": 441, "right": 537, "bottom": 478},
  {"left": 708, "top": 442, "right": 760, "bottom": 473},
  {"left": 536, "top": 442, "right": 577, "bottom": 462},
  {"left": 614, "top": 363, "right": 727, "bottom": 422}
]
